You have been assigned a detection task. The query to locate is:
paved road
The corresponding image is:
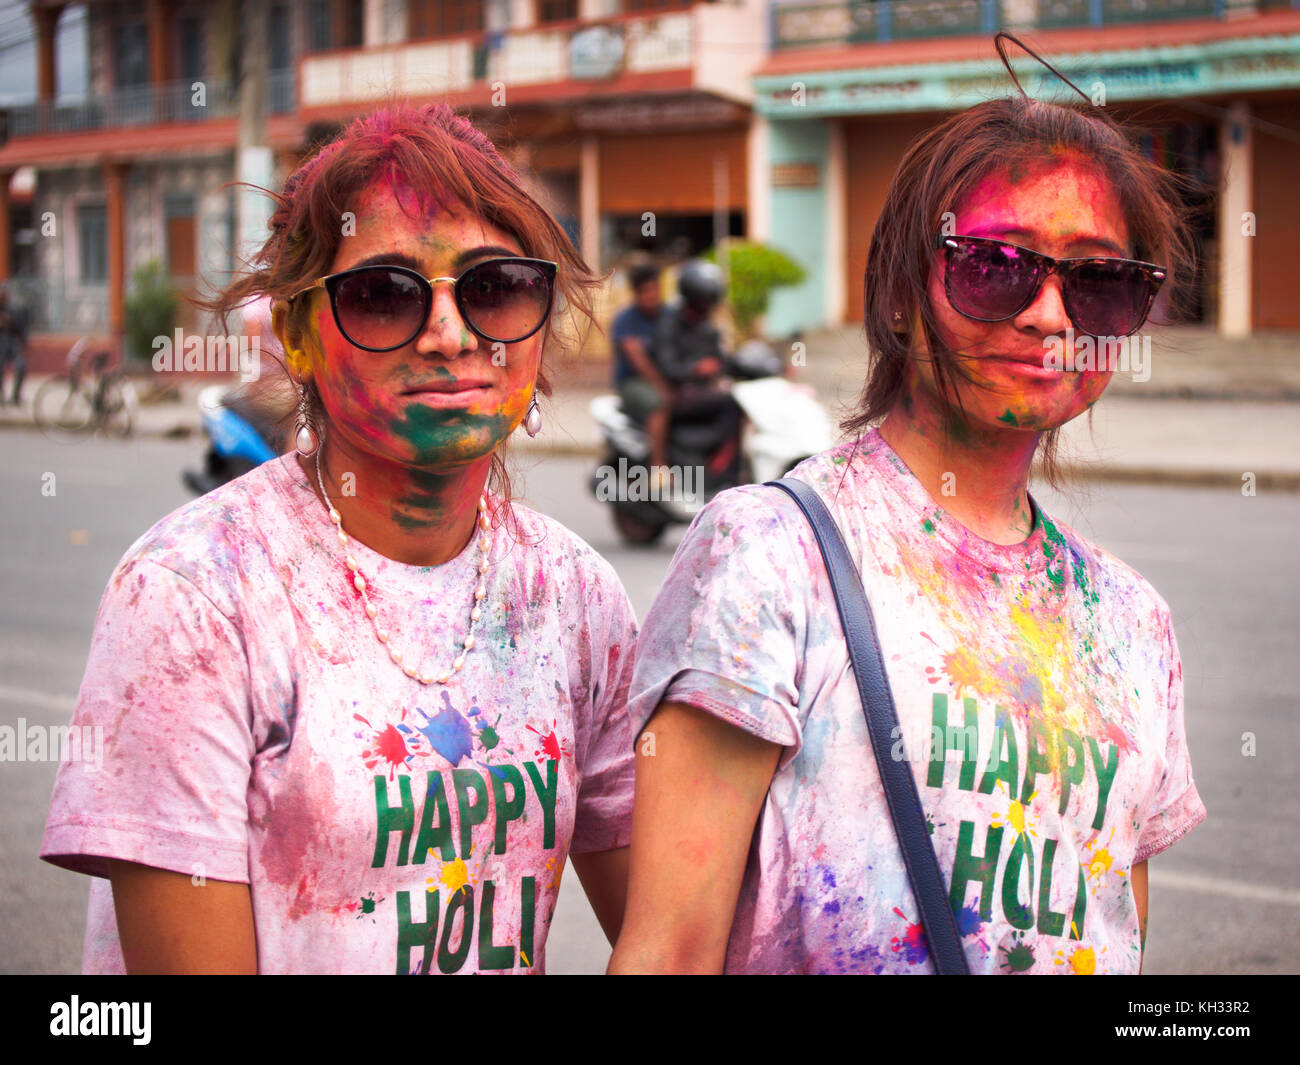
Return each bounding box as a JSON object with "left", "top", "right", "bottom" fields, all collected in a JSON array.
[{"left": 1, "top": 430, "right": 1295, "bottom": 973}]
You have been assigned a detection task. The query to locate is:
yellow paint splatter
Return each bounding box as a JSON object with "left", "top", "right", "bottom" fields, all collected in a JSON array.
[
  {"left": 1081, "top": 828, "right": 1124, "bottom": 896},
  {"left": 991, "top": 783, "right": 1038, "bottom": 839},
  {"left": 942, "top": 647, "right": 984, "bottom": 697},
  {"left": 1068, "top": 946, "right": 1096, "bottom": 974},
  {"left": 439, "top": 857, "right": 470, "bottom": 895}
]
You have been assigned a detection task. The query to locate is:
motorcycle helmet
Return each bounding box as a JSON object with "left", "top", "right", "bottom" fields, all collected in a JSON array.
[
  {"left": 731, "top": 339, "right": 784, "bottom": 380},
  {"left": 677, "top": 259, "right": 725, "bottom": 313}
]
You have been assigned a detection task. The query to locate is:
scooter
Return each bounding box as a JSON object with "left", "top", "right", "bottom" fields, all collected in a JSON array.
[
  {"left": 589, "top": 341, "right": 835, "bottom": 544},
  {"left": 182, "top": 384, "right": 281, "bottom": 496}
]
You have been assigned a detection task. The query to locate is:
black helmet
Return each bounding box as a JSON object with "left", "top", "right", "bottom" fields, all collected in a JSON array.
[{"left": 677, "top": 259, "right": 724, "bottom": 312}]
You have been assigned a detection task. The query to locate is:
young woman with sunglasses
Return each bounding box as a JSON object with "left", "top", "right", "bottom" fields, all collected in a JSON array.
[
  {"left": 42, "top": 104, "right": 639, "bottom": 974},
  {"left": 610, "top": 90, "right": 1207, "bottom": 974}
]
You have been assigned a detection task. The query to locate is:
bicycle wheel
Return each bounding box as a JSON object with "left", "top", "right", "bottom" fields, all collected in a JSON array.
[
  {"left": 34, "top": 376, "right": 94, "bottom": 436},
  {"left": 99, "top": 376, "right": 137, "bottom": 438}
]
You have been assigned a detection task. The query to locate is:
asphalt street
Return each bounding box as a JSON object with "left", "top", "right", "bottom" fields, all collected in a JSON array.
[{"left": 1, "top": 429, "right": 1296, "bottom": 974}]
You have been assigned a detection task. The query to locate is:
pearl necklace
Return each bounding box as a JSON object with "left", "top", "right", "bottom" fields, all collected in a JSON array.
[{"left": 315, "top": 454, "right": 492, "bottom": 686}]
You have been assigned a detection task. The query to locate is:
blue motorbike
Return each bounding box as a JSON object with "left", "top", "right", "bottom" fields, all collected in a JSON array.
[{"left": 182, "top": 385, "right": 282, "bottom": 496}]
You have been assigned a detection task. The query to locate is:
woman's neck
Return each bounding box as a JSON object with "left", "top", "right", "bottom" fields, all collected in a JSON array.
[
  {"left": 298, "top": 443, "right": 490, "bottom": 568},
  {"left": 877, "top": 394, "right": 1040, "bottom": 547}
]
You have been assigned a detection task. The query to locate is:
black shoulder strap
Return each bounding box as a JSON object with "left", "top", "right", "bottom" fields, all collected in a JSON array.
[{"left": 767, "top": 477, "right": 970, "bottom": 975}]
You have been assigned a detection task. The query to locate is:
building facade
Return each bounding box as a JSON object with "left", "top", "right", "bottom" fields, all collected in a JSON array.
[
  {"left": 0, "top": 0, "right": 769, "bottom": 367},
  {"left": 0, "top": 0, "right": 1295, "bottom": 367}
]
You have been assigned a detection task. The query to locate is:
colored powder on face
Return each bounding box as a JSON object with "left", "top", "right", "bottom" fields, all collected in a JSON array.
[{"left": 997, "top": 409, "right": 1019, "bottom": 426}]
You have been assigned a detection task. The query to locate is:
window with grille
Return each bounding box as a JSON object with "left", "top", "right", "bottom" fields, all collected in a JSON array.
[
  {"left": 409, "top": 0, "right": 486, "bottom": 38},
  {"left": 537, "top": 0, "right": 578, "bottom": 22},
  {"left": 77, "top": 205, "right": 108, "bottom": 285}
]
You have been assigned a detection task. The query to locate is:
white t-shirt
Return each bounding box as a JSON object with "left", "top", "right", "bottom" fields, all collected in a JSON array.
[
  {"left": 629, "top": 430, "right": 1206, "bottom": 974},
  {"left": 42, "top": 453, "right": 639, "bottom": 974}
]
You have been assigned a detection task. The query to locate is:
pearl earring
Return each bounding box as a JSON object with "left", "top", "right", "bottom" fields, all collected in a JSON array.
[
  {"left": 294, "top": 383, "right": 319, "bottom": 456},
  {"left": 523, "top": 396, "right": 542, "bottom": 438}
]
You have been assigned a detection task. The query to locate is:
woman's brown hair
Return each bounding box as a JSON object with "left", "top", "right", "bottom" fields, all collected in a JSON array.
[
  {"left": 201, "top": 101, "right": 600, "bottom": 510},
  {"left": 846, "top": 41, "right": 1202, "bottom": 482}
]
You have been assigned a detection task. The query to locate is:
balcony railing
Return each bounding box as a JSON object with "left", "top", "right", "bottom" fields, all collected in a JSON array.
[
  {"left": 771, "top": 0, "right": 1235, "bottom": 48},
  {"left": 299, "top": 11, "right": 696, "bottom": 108},
  {"left": 6, "top": 71, "right": 296, "bottom": 137}
]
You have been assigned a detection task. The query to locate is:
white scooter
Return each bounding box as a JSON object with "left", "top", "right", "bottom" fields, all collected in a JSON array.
[{"left": 589, "top": 341, "right": 835, "bottom": 544}]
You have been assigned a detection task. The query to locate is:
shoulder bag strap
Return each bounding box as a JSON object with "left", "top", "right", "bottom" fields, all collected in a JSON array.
[{"left": 767, "top": 477, "right": 970, "bottom": 975}]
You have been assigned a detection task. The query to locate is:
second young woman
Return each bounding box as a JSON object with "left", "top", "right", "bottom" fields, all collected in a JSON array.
[{"left": 611, "top": 92, "right": 1207, "bottom": 975}]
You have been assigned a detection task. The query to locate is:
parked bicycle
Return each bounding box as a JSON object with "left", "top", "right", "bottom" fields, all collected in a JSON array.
[{"left": 34, "top": 339, "right": 137, "bottom": 438}]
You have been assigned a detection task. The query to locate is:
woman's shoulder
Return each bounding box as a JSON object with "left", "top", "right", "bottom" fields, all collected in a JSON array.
[
  {"left": 110, "top": 455, "right": 301, "bottom": 608},
  {"left": 1042, "top": 508, "right": 1175, "bottom": 628},
  {"left": 497, "top": 499, "right": 630, "bottom": 596}
]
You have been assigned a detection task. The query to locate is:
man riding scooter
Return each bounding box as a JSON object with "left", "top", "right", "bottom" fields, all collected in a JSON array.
[
  {"left": 649, "top": 259, "right": 741, "bottom": 491},
  {"left": 611, "top": 263, "right": 671, "bottom": 476},
  {"left": 591, "top": 258, "right": 832, "bottom": 544}
]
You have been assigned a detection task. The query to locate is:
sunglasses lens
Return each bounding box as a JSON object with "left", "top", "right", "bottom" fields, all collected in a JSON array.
[
  {"left": 945, "top": 240, "right": 1044, "bottom": 321},
  {"left": 1064, "top": 261, "right": 1156, "bottom": 337},
  {"left": 459, "top": 261, "right": 551, "bottom": 341},
  {"left": 333, "top": 269, "right": 427, "bottom": 350}
]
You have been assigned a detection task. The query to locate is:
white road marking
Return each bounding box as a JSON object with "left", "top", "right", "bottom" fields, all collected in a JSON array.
[
  {"left": 1150, "top": 868, "right": 1300, "bottom": 907},
  {"left": 0, "top": 685, "right": 77, "bottom": 712}
]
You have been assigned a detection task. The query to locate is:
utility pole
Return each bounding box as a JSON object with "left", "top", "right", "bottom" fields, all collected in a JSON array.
[{"left": 236, "top": 0, "right": 272, "bottom": 267}]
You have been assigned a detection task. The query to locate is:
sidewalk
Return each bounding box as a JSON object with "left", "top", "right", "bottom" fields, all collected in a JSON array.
[{"left": 2, "top": 323, "right": 1297, "bottom": 489}]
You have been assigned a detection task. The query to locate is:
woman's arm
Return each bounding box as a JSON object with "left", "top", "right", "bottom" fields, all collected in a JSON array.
[
  {"left": 570, "top": 848, "right": 630, "bottom": 946},
  {"left": 107, "top": 860, "right": 257, "bottom": 975},
  {"left": 1133, "top": 859, "right": 1149, "bottom": 973},
  {"left": 607, "top": 701, "right": 782, "bottom": 974}
]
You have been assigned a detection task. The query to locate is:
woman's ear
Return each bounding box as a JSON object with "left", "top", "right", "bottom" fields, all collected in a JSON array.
[{"left": 272, "top": 299, "right": 312, "bottom": 377}]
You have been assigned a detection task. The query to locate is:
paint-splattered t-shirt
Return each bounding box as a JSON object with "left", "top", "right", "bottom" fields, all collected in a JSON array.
[
  {"left": 42, "top": 453, "right": 638, "bottom": 974},
  {"left": 629, "top": 430, "right": 1205, "bottom": 974}
]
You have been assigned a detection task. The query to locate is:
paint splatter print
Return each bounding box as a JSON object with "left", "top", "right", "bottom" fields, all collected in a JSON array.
[
  {"left": 41, "top": 453, "right": 639, "bottom": 974},
  {"left": 629, "top": 429, "right": 1205, "bottom": 974}
]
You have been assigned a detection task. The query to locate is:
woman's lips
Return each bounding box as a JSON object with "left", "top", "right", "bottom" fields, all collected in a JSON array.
[
  {"left": 983, "top": 356, "right": 1079, "bottom": 381},
  {"left": 401, "top": 381, "right": 493, "bottom": 407}
]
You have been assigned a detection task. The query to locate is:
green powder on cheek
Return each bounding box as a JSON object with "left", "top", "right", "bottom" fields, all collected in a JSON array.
[{"left": 997, "top": 409, "right": 1019, "bottom": 426}]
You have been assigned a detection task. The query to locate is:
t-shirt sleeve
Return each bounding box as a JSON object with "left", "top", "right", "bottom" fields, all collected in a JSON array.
[
  {"left": 627, "top": 485, "right": 806, "bottom": 752},
  {"left": 40, "top": 558, "right": 256, "bottom": 883},
  {"left": 1134, "top": 621, "right": 1207, "bottom": 863},
  {"left": 569, "top": 555, "right": 641, "bottom": 854}
]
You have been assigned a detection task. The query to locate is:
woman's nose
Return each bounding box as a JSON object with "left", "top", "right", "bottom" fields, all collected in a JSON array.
[
  {"left": 1016, "top": 271, "right": 1073, "bottom": 337},
  {"left": 414, "top": 281, "right": 478, "bottom": 357}
]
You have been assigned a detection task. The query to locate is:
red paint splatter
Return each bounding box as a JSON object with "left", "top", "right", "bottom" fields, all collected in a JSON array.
[
  {"left": 890, "top": 906, "right": 930, "bottom": 965},
  {"left": 363, "top": 722, "right": 413, "bottom": 778},
  {"left": 526, "top": 722, "right": 571, "bottom": 762},
  {"left": 1102, "top": 718, "right": 1133, "bottom": 753}
]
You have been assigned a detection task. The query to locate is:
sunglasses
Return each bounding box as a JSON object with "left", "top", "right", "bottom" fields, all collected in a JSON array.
[
  {"left": 291, "top": 257, "right": 557, "bottom": 351},
  {"left": 936, "top": 235, "right": 1166, "bottom": 338}
]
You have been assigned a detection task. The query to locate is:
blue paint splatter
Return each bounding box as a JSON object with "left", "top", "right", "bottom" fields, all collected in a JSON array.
[
  {"left": 956, "top": 903, "right": 981, "bottom": 937},
  {"left": 416, "top": 691, "right": 473, "bottom": 765}
]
